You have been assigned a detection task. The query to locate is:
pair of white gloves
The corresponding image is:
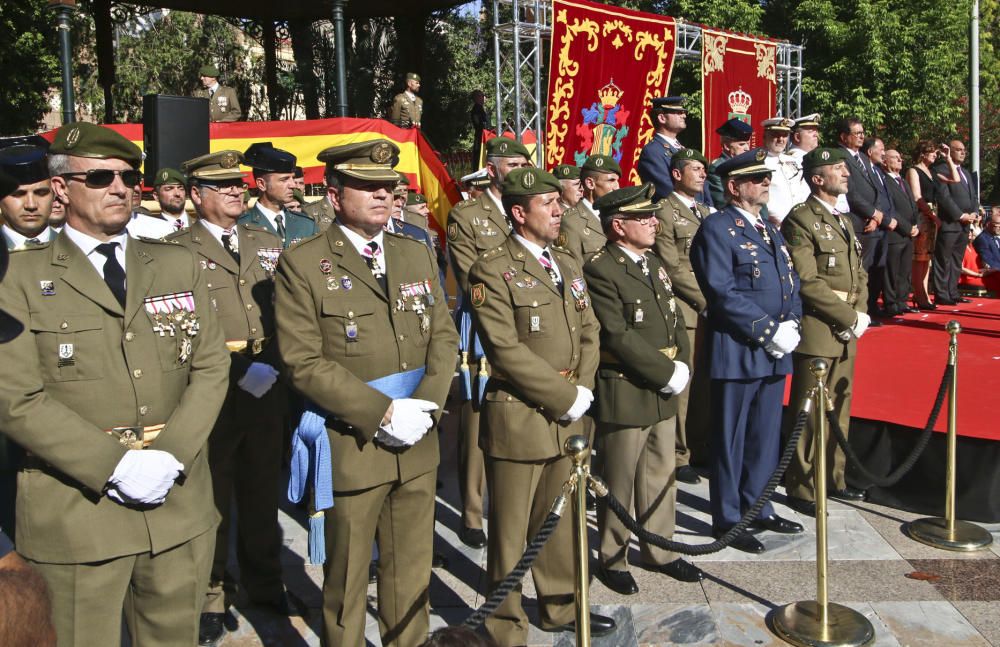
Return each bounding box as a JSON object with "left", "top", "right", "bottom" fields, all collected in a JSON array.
[
  {"left": 376, "top": 398, "right": 439, "bottom": 447},
  {"left": 836, "top": 312, "right": 872, "bottom": 342},
  {"left": 765, "top": 320, "right": 802, "bottom": 359},
  {"left": 107, "top": 450, "right": 184, "bottom": 505}
]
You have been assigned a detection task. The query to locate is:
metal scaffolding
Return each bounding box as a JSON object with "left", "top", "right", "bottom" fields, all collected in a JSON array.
[{"left": 491, "top": 7, "right": 804, "bottom": 161}]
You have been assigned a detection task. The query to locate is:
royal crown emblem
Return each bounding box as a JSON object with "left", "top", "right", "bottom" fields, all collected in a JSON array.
[
  {"left": 598, "top": 79, "right": 623, "bottom": 109},
  {"left": 727, "top": 87, "right": 755, "bottom": 148},
  {"left": 575, "top": 78, "right": 629, "bottom": 167}
]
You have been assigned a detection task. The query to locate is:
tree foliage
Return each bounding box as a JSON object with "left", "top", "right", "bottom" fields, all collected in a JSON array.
[{"left": 0, "top": 0, "right": 60, "bottom": 134}]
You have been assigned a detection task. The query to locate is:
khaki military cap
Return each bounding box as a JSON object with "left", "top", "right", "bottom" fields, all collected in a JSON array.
[
  {"left": 181, "top": 150, "right": 245, "bottom": 181},
  {"left": 501, "top": 168, "right": 561, "bottom": 197},
  {"left": 581, "top": 154, "right": 622, "bottom": 177},
  {"left": 594, "top": 183, "right": 659, "bottom": 223},
  {"left": 486, "top": 137, "right": 531, "bottom": 160},
  {"left": 49, "top": 122, "right": 142, "bottom": 168},
  {"left": 153, "top": 167, "right": 186, "bottom": 187},
  {"left": 317, "top": 139, "right": 401, "bottom": 182}
]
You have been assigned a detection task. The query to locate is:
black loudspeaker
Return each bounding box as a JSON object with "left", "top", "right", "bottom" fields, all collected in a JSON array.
[{"left": 142, "top": 94, "right": 210, "bottom": 186}]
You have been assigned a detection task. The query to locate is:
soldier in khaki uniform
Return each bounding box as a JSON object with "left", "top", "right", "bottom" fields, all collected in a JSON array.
[
  {"left": 194, "top": 64, "right": 242, "bottom": 122},
  {"left": 557, "top": 154, "right": 620, "bottom": 264},
  {"left": 0, "top": 122, "right": 230, "bottom": 646},
  {"left": 553, "top": 163, "right": 583, "bottom": 210},
  {"left": 153, "top": 167, "right": 191, "bottom": 230},
  {"left": 652, "top": 148, "right": 714, "bottom": 483},
  {"left": 167, "top": 151, "right": 289, "bottom": 646},
  {"left": 469, "top": 167, "right": 614, "bottom": 645},
  {"left": 275, "top": 139, "right": 458, "bottom": 647},
  {"left": 585, "top": 184, "right": 704, "bottom": 596},
  {"left": 303, "top": 163, "right": 338, "bottom": 233},
  {"left": 781, "top": 148, "right": 871, "bottom": 515},
  {"left": 404, "top": 192, "right": 431, "bottom": 232},
  {"left": 389, "top": 72, "right": 423, "bottom": 129},
  {"left": 446, "top": 136, "right": 531, "bottom": 549}
]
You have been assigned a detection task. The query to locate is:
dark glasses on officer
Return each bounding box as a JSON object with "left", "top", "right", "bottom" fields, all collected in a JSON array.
[{"left": 60, "top": 169, "right": 143, "bottom": 188}]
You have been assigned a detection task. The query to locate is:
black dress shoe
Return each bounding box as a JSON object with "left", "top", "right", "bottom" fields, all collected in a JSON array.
[
  {"left": 676, "top": 465, "right": 702, "bottom": 484},
  {"left": 654, "top": 558, "right": 704, "bottom": 582},
  {"left": 936, "top": 298, "right": 957, "bottom": 306},
  {"left": 830, "top": 486, "right": 866, "bottom": 502},
  {"left": 459, "top": 525, "right": 487, "bottom": 549},
  {"left": 198, "top": 612, "right": 226, "bottom": 646},
  {"left": 957, "top": 297, "right": 972, "bottom": 303},
  {"left": 544, "top": 612, "right": 617, "bottom": 637},
  {"left": 917, "top": 302, "right": 937, "bottom": 311},
  {"left": 786, "top": 496, "right": 817, "bottom": 517},
  {"left": 905, "top": 306, "right": 920, "bottom": 313},
  {"left": 713, "top": 528, "right": 765, "bottom": 554},
  {"left": 596, "top": 566, "right": 638, "bottom": 595},
  {"left": 752, "top": 514, "right": 804, "bottom": 534}
]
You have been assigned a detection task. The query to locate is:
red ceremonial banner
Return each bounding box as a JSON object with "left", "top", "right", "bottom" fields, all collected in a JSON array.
[
  {"left": 701, "top": 29, "right": 778, "bottom": 162},
  {"left": 546, "top": 0, "right": 677, "bottom": 184}
]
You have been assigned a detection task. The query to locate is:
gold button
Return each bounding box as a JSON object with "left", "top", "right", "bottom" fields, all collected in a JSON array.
[
  {"left": 139, "top": 405, "right": 149, "bottom": 415},
  {"left": 239, "top": 279, "right": 246, "bottom": 286},
  {"left": 207, "top": 283, "right": 212, "bottom": 288},
  {"left": 398, "top": 335, "right": 405, "bottom": 341},
  {"left": 401, "top": 362, "right": 408, "bottom": 370},
  {"left": 246, "top": 303, "right": 253, "bottom": 310},
  {"left": 636, "top": 299, "right": 642, "bottom": 304},
  {"left": 125, "top": 332, "right": 135, "bottom": 341},
  {"left": 348, "top": 311, "right": 355, "bottom": 318},
  {"left": 250, "top": 327, "right": 258, "bottom": 334},
  {"left": 133, "top": 369, "right": 143, "bottom": 379},
  {"left": 506, "top": 396, "right": 513, "bottom": 402},
  {"left": 571, "top": 326, "right": 576, "bottom": 331},
  {"left": 60, "top": 322, "right": 68, "bottom": 330},
  {"left": 531, "top": 301, "right": 538, "bottom": 307}
]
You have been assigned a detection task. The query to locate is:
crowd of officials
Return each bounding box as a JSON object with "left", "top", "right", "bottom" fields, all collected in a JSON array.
[{"left": 0, "top": 71, "right": 997, "bottom": 647}]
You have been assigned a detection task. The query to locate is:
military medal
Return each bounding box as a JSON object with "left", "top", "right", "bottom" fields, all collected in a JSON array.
[
  {"left": 569, "top": 277, "right": 590, "bottom": 312},
  {"left": 753, "top": 266, "right": 761, "bottom": 278},
  {"left": 39, "top": 280, "right": 55, "bottom": 296},
  {"left": 320, "top": 258, "right": 332, "bottom": 274},
  {"left": 207, "top": 261, "right": 217, "bottom": 270},
  {"left": 257, "top": 248, "right": 281, "bottom": 275},
  {"left": 735, "top": 218, "right": 744, "bottom": 227},
  {"left": 327, "top": 277, "right": 339, "bottom": 291},
  {"left": 828, "top": 256, "right": 837, "bottom": 268},
  {"left": 58, "top": 343, "right": 74, "bottom": 367},
  {"left": 529, "top": 315, "right": 541, "bottom": 332},
  {"left": 345, "top": 321, "right": 358, "bottom": 342},
  {"left": 340, "top": 276, "right": 352, "bottom": 290},
  {"left": 634, "top": 308, "right": 644, "bottom": 324},
  {"left": 144, "top": 292, "right": 198, "bottom": 364}
]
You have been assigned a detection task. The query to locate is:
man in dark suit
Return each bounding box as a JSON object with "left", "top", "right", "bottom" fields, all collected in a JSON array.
[
  {"left": 974, "top": 209, "right": 1000, "bottom": 294},
  {"left": 690, "top": 150, "right": 804, "bottom": 554},
  {"left": 638, "top": 97, "right": 713, "bottom": 206},
  {"left": 707, "top": 118, "right": 753, "bottom": 208},
  {"left": 933, "top": 139, "right": 980, "bottom": 305},
  {"left": 238, "top": 143, "right": 318, "bottom": 248},
  {"left": 882, "top": 148, "right": 920, "bottom": 315}
]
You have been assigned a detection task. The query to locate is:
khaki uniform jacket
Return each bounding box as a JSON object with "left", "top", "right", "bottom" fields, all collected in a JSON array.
[
  {"left": 446, "top": 191, "right": 510, "bottom": 293},
  {"left": 275, "top": 226, "right": 458, "bottom": 491},
  {"left": 781, "top": 196, "right": 868, "bottom": 356},
  {"left": 469, "top": 237, "right": 600, "bottom": 461},
  {"left": 194, "top": 85, "right": 242, "bottom": 122},
  {"left": 653, "top": 193, "right": 710, "bottom": 325},
  {"left": 389, "top": 92, "right": 423, "bottom": 128},
  {"left": 557, "top": 201, "right": 605, "bottom": 265},
  {"left": 584, "top": 243, "right": 690, "bottom": 427},
  {"left": 0, "top": 233, "right": 229, "bottom": 563},
  {"left": 303, "top": 197, "right": 336, "bottom": 233},
  {"left": 167, "top": 221, "right": 283, "bottom": 379}
]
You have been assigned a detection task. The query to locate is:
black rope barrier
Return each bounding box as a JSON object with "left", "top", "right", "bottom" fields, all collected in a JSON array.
[
  {"left": 828, "top": 363, "right": 952, "bottom": 488},
  {"left": 598, "top": 407, "right": 811, "bottom": 556}
]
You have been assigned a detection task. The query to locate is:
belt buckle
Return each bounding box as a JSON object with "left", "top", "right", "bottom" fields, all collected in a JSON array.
[
  {"left": 251, "top": 338, "right": 264, "bottom": 355},
  {"left": 663, "top": 346, "right": 678, "bottom": 360},
  {"left": 112, "top": 426, "right": 144, "bottom": 450}
]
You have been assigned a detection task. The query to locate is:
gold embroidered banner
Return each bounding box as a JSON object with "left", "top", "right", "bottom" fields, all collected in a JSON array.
[
  {"left": 701, "top": 29, "right": 778, "bottom": 161},
  {"left": 545, "top": 0, "right": 677, "bottom": 184}
]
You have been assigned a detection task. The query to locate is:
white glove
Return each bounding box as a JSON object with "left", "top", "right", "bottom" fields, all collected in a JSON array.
[
  {"left": 238, "top": 362, "right": 280, "bottom": 398},
  {"left": 767, "top": 320, "right": 801, "bottom": 356},
  {"left": 852, "top": 311, "right": 871, "bottom": 339},
  {"left": 560, "top": 386, "right": 594, "bottom": 422},
  {"left": 378, "top": 398, "right": 438, "bottom": 446},
  {"left": 107, "top": 449, "right": 184, "bottom": 505},
  {"left": 660, "top": 361, "right": 690, "bottom": 395}
]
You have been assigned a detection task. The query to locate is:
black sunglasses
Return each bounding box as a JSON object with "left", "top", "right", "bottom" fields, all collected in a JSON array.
[{"left": 61, "top": 169, "right": 143, "bottom": 188}]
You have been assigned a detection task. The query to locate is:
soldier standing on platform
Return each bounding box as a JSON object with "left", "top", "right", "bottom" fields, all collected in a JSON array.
[
  {"left": 558, "top": 154, "right": 619, "bottom": 264},
  {"left": 194, "top": 64, "right": 242, "bottom": 122},
  {"left": 239, "top": 143, "right": 317, "bottom": 248},
  {"left": 446, "top": 136, "right": 531, "bottom": 549},
  {"left": 0, "top": 122, "right": 230, "bottom": 646},
  {"left": 585, "top": 184, "right": 704, "bottom": 597},
  {"left": 390, "top": 73, "right": 424, "bottom": 129},
  {"left": 469, "top": 167, "right": 615, "bottom": 645},
  {"left": 690, "top": 149, "right": 804, "bottom": 555},
  {"left": 707, "top": 118, "right": 754, "bottom": 207},
  {"left": 781, "top": 148, "right": 870, "bottom": 516}
]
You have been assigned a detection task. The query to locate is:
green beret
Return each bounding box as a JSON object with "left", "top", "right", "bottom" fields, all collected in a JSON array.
[
  {"left": 49, "top": 122, "right": 142, "bottom": 168},
  {"left": 594, "top": 184, "right": 659, "bottom": 223},
  {"left": 553, "top": 164, "right": 580, "bottom": 180},
  {"left": 670, "top": 148, "right": 708, "bottom": 170},
  {"left": 153, "top": 167, "right": 186, "bottom": 187},
  {"left": 581, "top": 154, "right": 622, "bottom": 177},
  {"left": 406, "top": 192, "right": 427, "bottom": 206},
  {"left": 406, "top": 72, "right": 421, "bottom": 82},
  {"left": 199, "top": 64, "right": 220, "bottom": 78},
  {"left": 292, "top": 188, "right": 305, "bottom": 204},
  {"left": 486, "top": 136, "right": 531, "bottom": 160},
  {"left": 802, "top": 147, "right": 848, "bottom": 172},
  {"left": 181, "top": 150, "right": 245, "bottom": 182},
  {"left": 317, "top": 139, "right": 401, "bottom": 182},
  {"left": 501, "top": 168, "right": 561, "bottom": 197}
]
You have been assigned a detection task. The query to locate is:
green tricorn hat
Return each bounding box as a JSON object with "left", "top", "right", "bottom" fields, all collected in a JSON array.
[
  {"left": 49, "top": 122, "right": 142, "bottom": 168},
  {"left": 501, "top": 168, "right": 561, "bottom": 197},
  {"left": 553, "top": 164, "right": 581, "bottom": 180},
  {"left": 153, "top": 167, "right": 186, "bottom": 187},
  {"left": 486, "top": 136, "right": 531, "bottom": 160},
  {"left": 594, "top": 183, "right": 660, "bottom": 223},
  {"left": 581, "top": 154, "right": 622, "bottom": 177},
  {"left": 670, "top": 148, "right": 709, "bottom": 170}
]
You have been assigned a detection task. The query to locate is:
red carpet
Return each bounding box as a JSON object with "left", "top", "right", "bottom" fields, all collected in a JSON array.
[{"left": 849, "top": 298, "right": 999, "bottom": 440}]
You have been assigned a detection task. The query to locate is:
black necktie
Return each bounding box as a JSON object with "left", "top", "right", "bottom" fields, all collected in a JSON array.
[
  {"left": 95, "top": 242, "right": 126, "bottom": 307},
  {"left": 275, "top": 213, "right": 286, "bottom": 241},
  {"left": 221, "top": 230, "right": 240, "bottom": 263},
  {"left": 363, "top": 241, "right": 388, "bottom": 294}
]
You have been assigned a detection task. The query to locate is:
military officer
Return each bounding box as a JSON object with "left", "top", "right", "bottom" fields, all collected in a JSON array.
[
  {"left": 787, "top": 114, "right": 822, "bottom": 161},
  {"left": 194, "top": 64, "right": 242, "bottom": 122},
  {"left": 275, "top": 139, "right": 457, "bottom": 647},
  {"left": 0, "top": 122, "right": 230, "bottom": 645},
  {"left": 762, "top": 117, "right": 810, "bottom": 225},
  {"left": 468, "top": 167, "right": 614, "bottom": 645},
  {"left": 690, "top": 149, "right": 804, "bottom": 554},
  {"left": 553, "top": 163, "right": 583, "bottom": 210},
  {"left": 558, "top": 154, "right": 619, "bottom": 264},
  {"left": 707, "top": 118, "right": 754, "bottom": 207},
  {"left": 239, "top": 142, "right": 317, "bottom": 247},
  {"left": 781, "top": 148, "right": 870, "bottom": 516},
  {"left": 167, "top": 151, "right": 289, "bottom": 646},
  {"left": 585, "top": 184, "right": 704, "bottom": 597},
  {"left": 637, "top": 97, "right": 714, "bottom": 206},
  {"left": 652, "top": 149, "right": 714, "bottom": 482},
  {"left": 459, "top": 168, "right": 491, "bottom": 201},
  {"left": 389, "top": 72, "right": 424, "bottom": 129},
  {"left": 404, "top": 192, "right": 432, "bottom": 232},
  {"left": 446, "top": 136, "right": 531, "bottom": 549},
  {"left": 153, "top": 167, "right": 191, "bottom": 231},
  {"left": 0, "top": 143, "right": 56, "bottom": 250},
  {"left": 303, "top": 160, "right": 339, "bottom": 233}
]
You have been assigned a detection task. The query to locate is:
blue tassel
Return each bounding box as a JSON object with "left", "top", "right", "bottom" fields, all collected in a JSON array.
[
  {"left": 476, "top": 357, "right": 489, "bottom": 405},
  {"left": 309, "top": 512, "right": 326, "bottom": 565}
]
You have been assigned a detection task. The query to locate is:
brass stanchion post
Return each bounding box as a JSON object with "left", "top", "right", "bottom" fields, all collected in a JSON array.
[
  {"left": 771, "top": 359, "right": 875, "bottom": 647},
  {"left": 906, "top": 321, "right": 993, "bottom": 551},
  {"left": 565, "top": 435, "right": 591, "bottom": 647}
]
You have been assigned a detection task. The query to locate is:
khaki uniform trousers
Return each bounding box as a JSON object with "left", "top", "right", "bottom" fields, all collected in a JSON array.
[
  {"left": 32, "top": 528, "right": 214, "bottom": 647},
  {"left": 784, "top": 351, "right": 855, "bottom": 501},
  {"left": 674, "top": 319, "right": 709, "bottom": 467},
  {"left": 458, "top": 400, "right": 487, "bottom": 529},
  {"left": 321, "top": 469, "right": 436, "bottom": 647},
  {"left": 204, "top": 381, "right": 287, "bottom": 612},
  {"left": 484, "top": 453, "right": 576, "bottom": 647},
  {"left": 596, "top": 418, "right": 678, "bottom": 570}
]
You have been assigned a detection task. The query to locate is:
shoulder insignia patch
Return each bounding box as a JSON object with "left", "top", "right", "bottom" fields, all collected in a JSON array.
[
  {"left": 555, "top": 232, "right": 568, "bottom": 248},
  {"left": 447, "top": 222, "right": 459, "bottom": 241},
  {"left": 470, "top": 283, "right": 486, "bottom": 307}
]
